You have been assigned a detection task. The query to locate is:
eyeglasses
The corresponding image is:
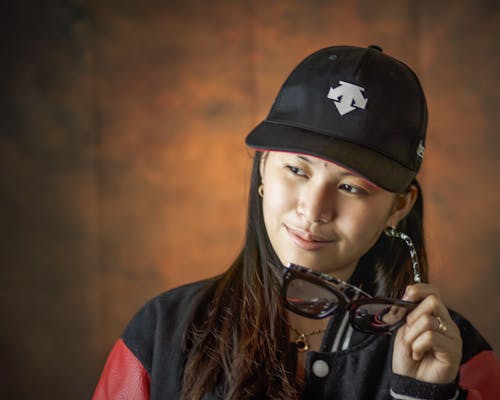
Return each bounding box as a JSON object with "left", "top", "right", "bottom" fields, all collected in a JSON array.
[{"left": 282, "top": 263, "right": 418, "bottom": 335}]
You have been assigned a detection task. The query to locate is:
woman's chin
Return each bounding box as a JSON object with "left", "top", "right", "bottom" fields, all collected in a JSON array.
[
  {"left": 279, "top": 252, "right": 330, "bottom": 271},
  {"left": 279, "top": 253, "right": 356, "bottom": 279}
]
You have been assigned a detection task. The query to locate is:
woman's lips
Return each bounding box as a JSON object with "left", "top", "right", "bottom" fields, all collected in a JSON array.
[{"left": 285, "top": 226, "right": 335, "bottom": 251}]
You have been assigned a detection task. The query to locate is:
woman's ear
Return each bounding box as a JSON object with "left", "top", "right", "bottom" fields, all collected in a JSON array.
[{"left": 386, "top": 184, "right": 418, "bottom": 228}]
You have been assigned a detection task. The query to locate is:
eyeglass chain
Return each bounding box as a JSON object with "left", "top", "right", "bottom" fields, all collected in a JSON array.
[
  {"left": 290, "top": 326, "right": 327, "bottom": 352},
  {"left": 384, "top": 227, "right": 421, "bottom": 283}
]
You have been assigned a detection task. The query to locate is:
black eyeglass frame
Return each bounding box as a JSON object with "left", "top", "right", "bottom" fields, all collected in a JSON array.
[{"left": 282, "top": 263, "right": 418, "bottom": 335}]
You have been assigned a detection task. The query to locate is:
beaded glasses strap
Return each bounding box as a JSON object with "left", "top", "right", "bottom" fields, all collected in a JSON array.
[{"left": 384, "top": 227, "right": 422, "bottom": 284}]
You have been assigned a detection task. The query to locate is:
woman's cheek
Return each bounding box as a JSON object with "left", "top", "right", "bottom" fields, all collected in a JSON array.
[
  {"left": 336, "top": 203, "right": 386, "bottom": 248},
  {"left": 264, "top": 180, "right": 295, "bottom": 217}
]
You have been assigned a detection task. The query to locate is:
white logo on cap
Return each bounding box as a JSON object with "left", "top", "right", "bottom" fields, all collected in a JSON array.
[
  {"left": 327, "top": 81, "right": 368, "bottom": 116},
  {"left": 417, "top": 140, "right": 425, "bottom": 159}
]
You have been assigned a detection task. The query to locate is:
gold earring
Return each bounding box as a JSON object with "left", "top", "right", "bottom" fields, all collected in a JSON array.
[{"left": 258, "top": 184, "right": 264, "bottom": 198}]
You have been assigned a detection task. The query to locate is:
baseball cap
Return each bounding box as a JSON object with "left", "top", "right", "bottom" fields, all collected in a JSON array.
[{"left": 245, "top": 45, "right": 427, "bottom": 193}]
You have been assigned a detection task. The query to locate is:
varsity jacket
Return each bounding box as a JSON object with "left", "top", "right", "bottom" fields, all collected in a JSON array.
[{"left": 93, "top": 279, "right": 499, "bottom": 399}]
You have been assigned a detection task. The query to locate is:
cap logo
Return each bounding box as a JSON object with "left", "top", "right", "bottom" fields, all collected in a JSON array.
[
  {"left": 327, "top": 81, "right": 368, "bottom": 116},
  {"left": 417, "top": 141, "right": 425, "bottom": 159}
]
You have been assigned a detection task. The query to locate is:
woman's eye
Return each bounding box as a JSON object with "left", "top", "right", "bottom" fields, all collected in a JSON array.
[
  {"left": 286, "top": 165, "right": 307, "bottom": 177},
  {"left": 339, "top": 183, "right": 368, "bottom": 195}
]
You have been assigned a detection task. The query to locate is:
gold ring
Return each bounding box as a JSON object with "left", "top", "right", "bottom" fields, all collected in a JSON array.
[{"left": 436, "top": 316, "right": 448, "bottom": 334}]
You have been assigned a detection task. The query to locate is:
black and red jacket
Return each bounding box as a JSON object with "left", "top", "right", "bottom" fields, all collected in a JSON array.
[{"left": 93, "top": 279, "right": 499, "bottom": 399}]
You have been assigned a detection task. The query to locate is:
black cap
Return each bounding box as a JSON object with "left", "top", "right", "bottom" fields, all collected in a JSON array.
[{"left": 245, "top": 45, "right": 427, "bottom": 192}]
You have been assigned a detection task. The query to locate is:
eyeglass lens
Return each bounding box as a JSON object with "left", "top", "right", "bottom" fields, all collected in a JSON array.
[
  {"left": 351, "top": 302, "right": 408, "bottom": 333},
  {"left": 286, "top": 278, "right": 340, "bottom": 316}
]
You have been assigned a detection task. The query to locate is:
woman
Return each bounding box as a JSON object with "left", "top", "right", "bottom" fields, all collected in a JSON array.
[{"left": 93, "top": 45, "right": 499, "bottom": 399}]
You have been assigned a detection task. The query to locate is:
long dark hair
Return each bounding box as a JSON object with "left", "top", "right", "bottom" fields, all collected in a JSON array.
[{"left": 181, "top": 152, "right": 428, "bottom": 399}]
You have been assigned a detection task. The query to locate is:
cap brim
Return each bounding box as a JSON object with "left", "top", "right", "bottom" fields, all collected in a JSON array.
[{"left": 245, "top": 120, "right": 415, "bottom": 193}]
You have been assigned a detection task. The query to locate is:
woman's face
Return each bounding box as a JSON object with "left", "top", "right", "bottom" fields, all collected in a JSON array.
[{"left": 260, "top": 151, "right": 415, "bottom": 280}]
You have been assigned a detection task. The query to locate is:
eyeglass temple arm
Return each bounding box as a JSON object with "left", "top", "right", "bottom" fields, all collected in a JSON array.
[{"left": 384, "top": 227, "right": 422, "bottom": 283}]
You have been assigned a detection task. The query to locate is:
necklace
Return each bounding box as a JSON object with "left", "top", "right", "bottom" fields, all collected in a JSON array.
[{"left": 290, "top": 326, "right": 327, "bottom": 352}]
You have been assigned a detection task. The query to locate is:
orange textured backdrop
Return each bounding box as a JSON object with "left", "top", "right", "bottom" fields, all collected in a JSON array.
[{"left": 1, "top": 1, "right": 499, "bottom": 398}]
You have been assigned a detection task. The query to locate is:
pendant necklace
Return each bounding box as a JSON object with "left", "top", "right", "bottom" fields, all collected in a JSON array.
[{"left": 290, "top": 326, "right": 327, "bottom": 352}]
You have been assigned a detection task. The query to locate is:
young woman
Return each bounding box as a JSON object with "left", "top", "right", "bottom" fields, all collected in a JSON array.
[{"left": 93, "top": 45, "right": 499, "bottom": 399}]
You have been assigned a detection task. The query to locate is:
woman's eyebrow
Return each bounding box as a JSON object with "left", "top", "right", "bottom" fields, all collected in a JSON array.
[
  {"left": 296, "top": 155, "right": 351, "bottom": 174},
  {"left": 297, "top": 155, "right": 313, "bottom": 164}
]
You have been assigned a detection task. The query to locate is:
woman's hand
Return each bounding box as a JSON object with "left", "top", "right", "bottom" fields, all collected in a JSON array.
[{"left": 392, "top": 284, "right": 462, "bottom": 384}]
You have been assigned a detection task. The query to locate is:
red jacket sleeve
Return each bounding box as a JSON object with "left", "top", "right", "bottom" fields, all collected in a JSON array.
[
  {"left": 93, "top": 338, "right": 150, "bottom": 400},
  {"left": 460, "top": 350, "right": 500, "bottom": 400}
]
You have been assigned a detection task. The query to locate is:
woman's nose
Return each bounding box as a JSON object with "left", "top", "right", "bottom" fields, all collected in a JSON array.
[{"left": 296, "top": 183, "right": 336, "bottom": 224}]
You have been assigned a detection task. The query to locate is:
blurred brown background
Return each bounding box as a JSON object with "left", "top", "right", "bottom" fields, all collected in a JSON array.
[{"left": 1, "top": 0, "right": 499, "bottom": 398}]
